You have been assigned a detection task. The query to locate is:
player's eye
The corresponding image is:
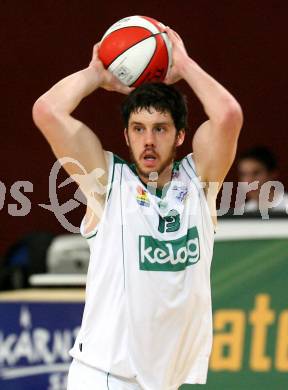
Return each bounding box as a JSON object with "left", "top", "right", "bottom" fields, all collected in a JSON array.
[
  {"left": 134, "top": 126, "right": 143, "bottom": 132},
  {"left": 155, "top": 127, "right": 165, "bottom": 133}
]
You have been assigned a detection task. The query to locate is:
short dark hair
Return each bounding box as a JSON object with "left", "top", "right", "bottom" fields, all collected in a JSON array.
[
  {"left": 121, "top": 82, "right": 188, "bottom": 131},
  {"left": 239, "top": 146, "right": 278, "bottom": 171}
]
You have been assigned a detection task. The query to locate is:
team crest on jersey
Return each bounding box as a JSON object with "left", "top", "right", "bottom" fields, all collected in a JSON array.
[
  {"left": 172, "top": 184, "right": 188, "bottom": 203},
  {"left": 139, "top": 226, "right": 200, "bottom": 271},
  {"left": 172, "top": 169, "right": 180, "bottom": 179},
  {"left": 136, "top": 185, "right": 150, "bottom": 207}
]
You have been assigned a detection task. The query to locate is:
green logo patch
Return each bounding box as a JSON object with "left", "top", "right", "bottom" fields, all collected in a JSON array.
[
  {"left": 158, "top": 209, "right": 180, "bottom": 233},
  {"left": 139, "top": 226, "right": 200, "bottom": 272}
]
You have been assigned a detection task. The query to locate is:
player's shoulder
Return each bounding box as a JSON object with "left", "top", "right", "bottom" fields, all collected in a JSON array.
[
  {"left": 177, "top": 153, "right": 198, "bottom": 177},
  {"left": 112, "top": 153, "right": 128, "bottom": 165},
  {"left": 103, "top": 151, "right": 128, "bottom": 169},
  {"left": 107, "top": 152, "right": 135, "bottom": 168},
  {"left": 104, "top": 151, "right": 136, "bottom": 182}
]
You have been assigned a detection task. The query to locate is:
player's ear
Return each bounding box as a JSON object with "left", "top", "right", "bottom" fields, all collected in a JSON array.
[
  {"left": 124, "top": 128, "right": 130, "bottom": 146},
  {"left": 176, "top": 129, "right": 185, "bottom": 147}
]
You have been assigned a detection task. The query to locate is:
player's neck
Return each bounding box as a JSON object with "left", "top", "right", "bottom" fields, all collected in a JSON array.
[{"left": 139, "top": 162, "right": 174, "bottom": 190}]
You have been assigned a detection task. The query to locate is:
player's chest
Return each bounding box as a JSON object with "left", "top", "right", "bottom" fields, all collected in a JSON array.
[{"left": 119, "top": 176, "right": 200, "bottom": 235}]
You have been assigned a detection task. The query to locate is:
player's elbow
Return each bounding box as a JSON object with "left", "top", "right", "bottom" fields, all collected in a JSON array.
[
  {"left": 32, "top": 97, "right": 58, "bottom": 133},
  {"left": 218, "top": 99, "right": 243, "bottom": 135}
]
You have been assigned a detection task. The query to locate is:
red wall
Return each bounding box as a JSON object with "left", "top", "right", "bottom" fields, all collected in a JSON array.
[{"left": 1, "top": 1, "right": 287, "bottom": 255}]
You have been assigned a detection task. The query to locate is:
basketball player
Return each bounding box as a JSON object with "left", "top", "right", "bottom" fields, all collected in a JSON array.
[{"left": 33, "top": 27, "right": 243, "bottom": 389}]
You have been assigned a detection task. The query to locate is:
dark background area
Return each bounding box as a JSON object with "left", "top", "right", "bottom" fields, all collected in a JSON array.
[{"left": 1, "top": 0, "right": 287, "bottom": 257}]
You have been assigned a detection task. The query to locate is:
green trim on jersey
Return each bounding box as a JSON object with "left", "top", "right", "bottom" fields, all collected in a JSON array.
[
  {"left": 119, "top": 164, "right": 126, "bottom": 289},
  {"left": 113, "top": 154, "right": 128, "bottom": 165},
  {"left": 107, "top": 154, "right": 127, "bottom": 201},
  {"left": 86, "top": 231, "right": 98, "bottom": 240},
  {"left": 129, "top": 162, "right": 137, "bottom": 175},
  {"left": 185, "top": 155, "right": 196, "bottom": 176}
]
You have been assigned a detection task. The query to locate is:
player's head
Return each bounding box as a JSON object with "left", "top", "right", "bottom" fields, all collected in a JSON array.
[
  {"left": 238, "top": 146, "right": 279, "bottom": 199},
  {"left": 121, "top": 82, "right": 188, "bottom": 132},
  {"left": 121, "top": 83, "right": 187, "bottom": 181}
]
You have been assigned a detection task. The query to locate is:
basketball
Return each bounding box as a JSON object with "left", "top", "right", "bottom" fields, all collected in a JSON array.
[{"left": 98, "top": 15, "right": 172, "bottom": 87}]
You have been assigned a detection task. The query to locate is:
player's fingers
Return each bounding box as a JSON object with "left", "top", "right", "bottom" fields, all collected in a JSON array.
[
  {"left": 164, "top": 76, "right": 171, "bottom": 85},
  {"left": 109, "top": 74, "right": 133, "bottom": 95},
  {"left": 164, "top": 69, "right": 174, "bottom": 84},
  {"left": 92, "top": 43, "right": 100, "bottom": 59},
  {"left": 172, "top": 29, "right": 182, "bottom": 41},
  {"left": 165, "top": 30, "right": 180, "bottom": 49},
  {"left": 117, "top": 83, "right": 134, "bottom": 95},
  {"left": 164, "top": 26, "right": 175, "bottom": 40},
  {"left": 170, "top": 29, "right": 182, "bottom": 42},
  {"left": 91, "top": 43, "right": 102, "bottom": 65},
  {"left": 118, "top": 87, "right": 133, "bottom": 95},
  {"left": 165, "top": 27, "right": 182, "bottom": 43}
]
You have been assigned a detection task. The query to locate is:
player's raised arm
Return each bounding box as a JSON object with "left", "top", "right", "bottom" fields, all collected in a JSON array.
[
  {"left": 32, "top": 44, "right": 132, "bottom": 197},
  {"left": 164, "top": 27, "right": 243, "bottom": 193}
]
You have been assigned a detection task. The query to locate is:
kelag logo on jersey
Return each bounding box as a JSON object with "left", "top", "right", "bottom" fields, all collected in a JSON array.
[
  {"left": 0, "top": 303, "right": 83, "bottom": 389},
  {"left": 139, "top": 226, "right": 200, "bottom": 271}
]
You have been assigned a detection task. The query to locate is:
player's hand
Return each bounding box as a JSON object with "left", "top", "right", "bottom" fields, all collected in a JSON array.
[
  {"left": 163, "top": 27, "right": 190, "bottom": 85},
  {"left": 89, "top": 43, "right": 133, "bottom": 95}
]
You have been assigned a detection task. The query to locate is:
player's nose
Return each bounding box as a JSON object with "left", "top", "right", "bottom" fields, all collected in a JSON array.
[{"left": 144, "top": 128, "right": 156, "bottom": 146}]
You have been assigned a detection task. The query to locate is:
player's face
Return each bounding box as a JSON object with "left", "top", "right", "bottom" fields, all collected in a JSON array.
[{"left": 124, "top": 108, "right": 185, "bottom": 183}]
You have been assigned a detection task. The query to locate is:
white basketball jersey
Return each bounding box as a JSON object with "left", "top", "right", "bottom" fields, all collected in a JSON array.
[{"left": 70, "top": 152, "right": 214, "bottom": 390}]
